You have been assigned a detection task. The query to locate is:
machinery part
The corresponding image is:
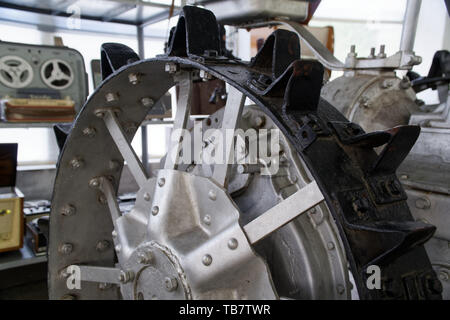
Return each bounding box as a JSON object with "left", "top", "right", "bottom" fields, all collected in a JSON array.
[
  {"left": 216, "top": 0, "right": 421, "bottom": 71},
  {"left": 40, "top": 59, "right": 74, "bottom": 90},
  {"left": 49, "top": 6, "right": 441, "bottom": 300},
  {"left": 192, "top": 0, "right": 310, "bottom": 25},
  {"left": 399, "top": 0, "right": 422, "bottom": 54},
  {"left": 0, "top": 55, "right": 34, "bottom": 89},
  {"left": 323, "top": 45, "right": 450, "bottom": 299},
  {"left": 409, "top": 50, "right": 450, "bottom": 105},
  {"left": 322, "top": 71, "right": 420, "bottom": 133}
]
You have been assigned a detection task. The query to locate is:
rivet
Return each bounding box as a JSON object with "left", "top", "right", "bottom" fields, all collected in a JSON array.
[
  {"left": 141, "top": 97, "right": 154, "bottom": 107},
  {"left": 115, "top": 244, "right": 122, "bottom": 253},
  {"left": 165, "top": 277, "right": 178, "bottom": 292},
  {"left": 152, "top": 206, "right": 159, "bottom": 216},
  {"left": 89, "top": 177, "right": 100, "bottom": 188},
  {"left": 400, "top": 174, "right": 408, "bottom": 180},
  {"left": 208, "top": 190, "right": 216, "bottom": 201},
  {"left": 69, "top": 158, "right": 83, "bottom": 169},
  {"left": 158, "top": 178, "right": 165, "bottom": 187},
  {"left": 203, "top": 215, "right": 211, "bottom": 225},
  {"left": 112, "top": 230, "right": 117, "bottom": 238},
  {"left": 228, "top": 238, "right": 238, "bottom": 250},
  {"left": 202, "top": 254, "right": 212, "bottom": 266},
  {"left": 96, "top": 240, "right": 110, "bottom": 252},
  {"left": 327, "top": 241, "right": 335, "bottom": 250},
  {"left": 143, "top": 192, "right": 151, "bottom": 201},
  {"left": 60, "top": 204, "right": 76, "bottom": 216},
  {"left": 137, "top": 251, "right": 154, "bottom": 265},
  {"left": 105, "top": 92, "right": 118, "bottom": 102},
  {"left": 59, "top": 243, "right": 73, "bottom": 255},
  {"left": 82, "top": 127, "right": 96, "bottom": 137}
]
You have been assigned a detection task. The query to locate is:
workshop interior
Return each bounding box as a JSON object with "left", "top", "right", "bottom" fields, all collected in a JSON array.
[{"left": 0, "top": 0, "right": 449, "bottom": 300}]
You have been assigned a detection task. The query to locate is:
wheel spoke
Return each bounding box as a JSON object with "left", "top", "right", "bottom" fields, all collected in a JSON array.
[
  {"left": 211, "top": 86, "right": 245, "bottom": 187},
  {"left": 66, "top": 265, "right": 122, "bottom": 284},
  {"left": 243, "top": 181, "right": 324, "bottom": 244},
  {"left": 164, "top": 73, "right": 193, "bottom": 169},
  {"left": 103, "top": 109, "right": 148, "bottom": 188},
  {"left": 98, "top": 176, "right": 122, "bottom": 223}
]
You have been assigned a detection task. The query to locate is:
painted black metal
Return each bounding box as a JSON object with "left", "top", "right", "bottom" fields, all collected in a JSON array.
[
  {"left": 167, "top": 6, "right": 221, "bottom": 59},
  {"left": 250, "top": 29, "right": 300, "bottom": 79},
  {"left": 100, "top": 43, "right": 140, "bottom": 80},
  {"left": 410, "top": 50, "right": 450, "bottom": 93}
]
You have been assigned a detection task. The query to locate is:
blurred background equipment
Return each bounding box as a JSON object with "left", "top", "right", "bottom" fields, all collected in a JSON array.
[
  {"left": 0, "top": 143, "right": 24, "bottom": 253},
  {"left": 0, "top": 41, "right": 87, "bottom": 123}
]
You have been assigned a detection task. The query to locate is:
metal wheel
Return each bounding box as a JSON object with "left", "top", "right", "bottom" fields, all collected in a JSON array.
[{"left": 48, "top": 6, "right": 442, "bottom": 300}]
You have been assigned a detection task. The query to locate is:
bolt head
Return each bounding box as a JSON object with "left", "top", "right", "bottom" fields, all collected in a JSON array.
[
  {"left": 202, "top": 254, "right": 212, "bottom": 266},
  {"left": 141, "top": 97, "right": 154, "bottom": 107},
  {"left": 115, "top": 244, "right": 122, "bottom": 253},
  {"left": 70, "top": 158, "right": 83, "bottom": 169},
  {"left": 158, "top": 178, "right": 165, "bottom": 187},
  {"left": 227, "top": 238, "right": 238, "bottom": 250},
  {"left": 82, "top": 127, "right": 96, "bottom": 137},
  {"left": 105, "top": 92, "right": 118, "bottom": 102},
  {"left": 151, "top": 206, "right": 159, "bottom": 216},
  {"left": 112, "top": 230, "right": 117, "bottom": 238},
  {"left": 61, "top": 204, "right": 76, "bottom": 217},
  {"left": 128, "top": 73, "right": 140, "bottom": 85},
  {"left": 143, "top": 192, "right": 151, "bottom": 201}
]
